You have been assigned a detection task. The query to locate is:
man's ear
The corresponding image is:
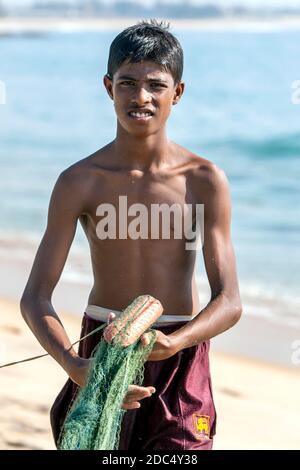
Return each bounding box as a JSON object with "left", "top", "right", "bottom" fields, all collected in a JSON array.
[
  {"left": 173, "top": 80, "right": 185, "bottom": 105},
  {"left": 103, "top": 74, "right": 114, "bottom": 100}
]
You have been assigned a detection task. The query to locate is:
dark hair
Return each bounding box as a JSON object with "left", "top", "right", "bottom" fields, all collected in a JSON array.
[{"left": 107, "top": 19, "right": 183, "bottom": 85}]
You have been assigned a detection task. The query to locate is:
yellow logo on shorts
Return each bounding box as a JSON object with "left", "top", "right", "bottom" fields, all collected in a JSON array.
[{"left": 192, "top": 414, "right": 210, "bottom": 441}]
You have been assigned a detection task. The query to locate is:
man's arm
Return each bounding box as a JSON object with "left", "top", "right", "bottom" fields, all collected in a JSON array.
[
  {"left": 20, "top": 168, "right": 86, "bottom": 375},
  {"left": 20, "top": 168, "right": 158, "bottom": 405},
  {"left": 169, "top": 164, "right": 243, "bottom": 350}
]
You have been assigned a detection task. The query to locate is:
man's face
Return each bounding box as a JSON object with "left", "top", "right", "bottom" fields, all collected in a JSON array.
[{"left": 104, "top": 60, "right": 184, "bottom": 136}]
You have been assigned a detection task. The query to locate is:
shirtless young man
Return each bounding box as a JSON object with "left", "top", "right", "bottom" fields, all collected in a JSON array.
[{"left": 20, "top": 20, "right": 242, "bottom": 450}]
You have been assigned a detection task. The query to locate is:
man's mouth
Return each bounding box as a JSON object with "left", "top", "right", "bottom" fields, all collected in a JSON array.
[{"left": 127, "top": 110, "right": 154, "bottom": 121}]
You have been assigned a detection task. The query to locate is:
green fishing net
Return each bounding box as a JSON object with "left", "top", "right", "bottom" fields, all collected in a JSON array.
[{"left": 57, "top": 305, "right": 157, "bottom": 450}]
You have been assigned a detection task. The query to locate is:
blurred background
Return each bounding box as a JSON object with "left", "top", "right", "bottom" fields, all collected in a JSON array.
[{"left": 0, "top": 0, "right": 299, "bottom": 450}]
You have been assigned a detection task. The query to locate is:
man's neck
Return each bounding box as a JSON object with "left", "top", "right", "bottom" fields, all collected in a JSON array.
[{"left": 113, "top": 125, "right": 172, "bottom": 172}]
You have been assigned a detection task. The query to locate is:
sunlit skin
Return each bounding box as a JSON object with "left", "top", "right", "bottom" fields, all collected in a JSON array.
[{"left": 21, "top": 59, "right": 242, "bottom": 411}]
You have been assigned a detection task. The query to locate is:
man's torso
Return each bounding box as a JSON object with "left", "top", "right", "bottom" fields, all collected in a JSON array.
[{"left": 67, "top": 141, "right": 213, "bottom": 316}]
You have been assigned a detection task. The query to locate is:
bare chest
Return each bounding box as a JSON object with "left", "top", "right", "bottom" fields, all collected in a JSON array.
[{"left": 85, "top": 171, "right": 199, "bottom": 242}]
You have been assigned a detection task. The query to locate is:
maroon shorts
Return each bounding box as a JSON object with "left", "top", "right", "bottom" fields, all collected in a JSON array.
[{"left": 50, "top": 313, "right": 217, "bottom": 450}]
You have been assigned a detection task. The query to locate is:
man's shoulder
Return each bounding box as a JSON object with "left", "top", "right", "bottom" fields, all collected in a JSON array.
[
  {"left": 179, "top": 148, "right": 231, "bottom": 210},
  {"left": 57, "top": 144, "right": 112, "bottom": 188},
  {"left": 192, "top": 158, "right": 228, "bottom": 190},
  {"left": 176, "top": 143, "right": 228, "bottom": 190}
]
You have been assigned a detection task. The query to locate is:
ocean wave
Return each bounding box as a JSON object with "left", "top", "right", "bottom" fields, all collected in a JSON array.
[
  {"left": 1, "top": 231, "right": 299, "bottom": 327},
  {"left": 205, "top": 134, "right": 300, "bottom": 159},
  {"left": 195, "top": 275, "right": 300, "bottom": 327}
]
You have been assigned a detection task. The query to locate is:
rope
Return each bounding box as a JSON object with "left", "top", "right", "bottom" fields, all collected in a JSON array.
[{"left": 0, "top": 322, "right": 107, "bottom": 369}]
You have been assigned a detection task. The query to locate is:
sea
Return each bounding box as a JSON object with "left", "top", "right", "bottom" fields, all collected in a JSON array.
[{"left": 0, "top": 26, "right": 299, "bottom": 326}]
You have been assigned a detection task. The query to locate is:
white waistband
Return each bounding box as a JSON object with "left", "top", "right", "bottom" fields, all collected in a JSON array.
[{"left": 85, "top": 304, "right": 193, "bottom": 326}]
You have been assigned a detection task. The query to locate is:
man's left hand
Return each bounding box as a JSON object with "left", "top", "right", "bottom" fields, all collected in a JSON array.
[
  {"left": 107, "top": 312, "right": 181, "bottom": 361},
  {"left": 139, "top": 330, "right": 180, "bottom": 361}
]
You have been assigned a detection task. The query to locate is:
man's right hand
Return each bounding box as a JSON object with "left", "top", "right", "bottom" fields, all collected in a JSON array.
[
  {"left": 121, "top": 384, "right": 156, "bottom": 410},
  {"left": 67, "top": 355, "right": 156, "bottom": 410},
  {"left": 67, "top": 355, "right": 92, "bottom": 388}
]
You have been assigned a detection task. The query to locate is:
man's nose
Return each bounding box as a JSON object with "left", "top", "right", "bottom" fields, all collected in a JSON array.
[{"left": 132, "top": 86, "right": 151, "bottom": 106}]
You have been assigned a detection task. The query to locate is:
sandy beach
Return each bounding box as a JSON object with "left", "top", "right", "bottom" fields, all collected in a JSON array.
[
  {"left": 1, "top": 296, "right": 299, "bottom": 450},
  {"left": 1, "top": 14, "right": 299, "bottom": 450}
]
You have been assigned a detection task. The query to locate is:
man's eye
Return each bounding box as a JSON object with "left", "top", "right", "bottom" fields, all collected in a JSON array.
[{"left": 119, "top": 81, "right": 165, "bottom": 89}]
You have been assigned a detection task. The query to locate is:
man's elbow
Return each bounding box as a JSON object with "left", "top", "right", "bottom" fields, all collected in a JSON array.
[
  {"left": 20, "top": 289, "right": 39, "bottom": 321},
  {"left": 20, "top": 292, "right": 33, "bottom": 321},
  {"left": 20, "top": 288, "right": 51, "bottom": 320},
  {"left": 230, "top": 299, "right": 243, "bottom": 326}
]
